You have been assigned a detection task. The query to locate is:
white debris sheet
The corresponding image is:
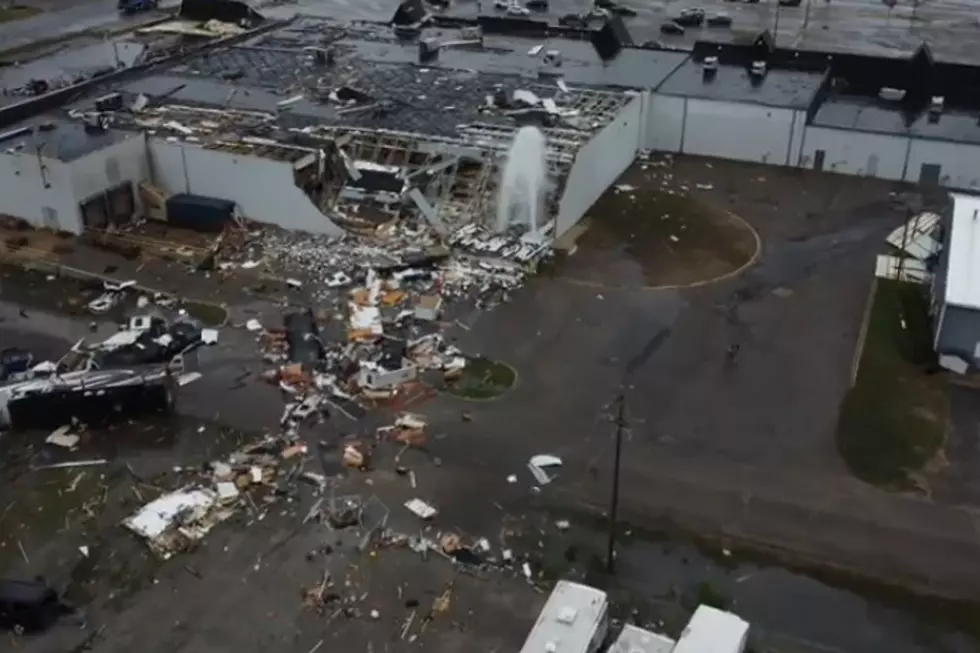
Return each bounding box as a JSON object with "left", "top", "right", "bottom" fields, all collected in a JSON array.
[{"left": 123, "top": 486, "right": 232, "bottom": 559}]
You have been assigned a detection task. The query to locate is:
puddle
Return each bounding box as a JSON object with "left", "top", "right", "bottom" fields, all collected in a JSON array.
[
  {"left": 566, "top": 181, "right": 757, "bottom": 288},
  {"left": 529, "top": 515, "right": 979, "bottom": 653}
]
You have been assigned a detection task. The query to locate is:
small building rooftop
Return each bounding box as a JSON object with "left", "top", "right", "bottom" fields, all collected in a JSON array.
[
  {"left": 943, "top": 193, "right": 980, "bottom": 311},
  {"left": 655, "top": 55, "right": 826, "bottom": 109},
  {"left": 0, "top": 118, "right": 135, "bottom": 162}
]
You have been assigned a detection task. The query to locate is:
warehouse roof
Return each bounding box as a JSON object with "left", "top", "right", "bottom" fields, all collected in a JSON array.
[
  {"left": 655, "top": 56, "right": 825, "bottom": 109},
  {"left": 943, "top": 194, "right": 980, "bottom": 311},
  {"left": 85, "top": 17, "right": 636, "bottom": 140}
]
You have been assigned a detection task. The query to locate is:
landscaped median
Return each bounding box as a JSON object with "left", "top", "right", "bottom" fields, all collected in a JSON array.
[{"left": 836, "top": 279, "right": 947, "bottom": 489}]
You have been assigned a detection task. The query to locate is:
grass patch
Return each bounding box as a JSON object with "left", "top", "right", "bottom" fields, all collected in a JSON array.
[
  {"left": 181, "top": 300, "right": 228, "bottom": 327},
  {"left": 836, "top": 279, "right": 946, "bottom": 488},
  {"left": 0, "top": 4, "right": 41, "bottom": 23},
  {"left": 439, "top": 357, "right": 516, "bottom": 400}
]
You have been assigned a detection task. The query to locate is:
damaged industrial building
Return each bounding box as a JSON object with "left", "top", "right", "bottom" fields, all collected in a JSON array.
[
  {"left": 0, "top": 9, "right": 646, "bottom": 248},
  {"left": 3, "top": 0, "right": 980, "bottom": 243}
]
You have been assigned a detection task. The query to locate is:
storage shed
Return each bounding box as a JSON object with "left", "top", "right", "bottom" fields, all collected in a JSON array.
[{"left": 931, "top": 193, "right": 980, "bottom": 367}]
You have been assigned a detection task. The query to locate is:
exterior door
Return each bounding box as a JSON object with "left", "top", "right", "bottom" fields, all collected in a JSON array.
[
  {"left": 80, "top": 194, "right": 109, "bottom": 230},
  {"left": 813, "top": 149, "right": 826, "bottom": 171},
  {"left": 867, "top": 154, "right": 879, "bottom": 177},
  {"left": 920, "top": 163, "right": 941, "bottom": 186}
]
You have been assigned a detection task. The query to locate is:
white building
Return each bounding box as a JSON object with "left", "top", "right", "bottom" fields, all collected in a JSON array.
[
  {"left": 931, "top": 193, "right": 980, "bottom": 367},
  {"left": 0, "top": 122, "right": 148, "bottom": 234}
]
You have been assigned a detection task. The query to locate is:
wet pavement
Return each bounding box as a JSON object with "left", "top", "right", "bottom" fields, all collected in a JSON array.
[{"left": 0, "top": 0, "right": 177, "bottom": 56}]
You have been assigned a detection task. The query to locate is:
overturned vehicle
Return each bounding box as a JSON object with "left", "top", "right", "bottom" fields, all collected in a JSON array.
[{"left": 0, "top": 368, "right": 176, "bottom": 430}]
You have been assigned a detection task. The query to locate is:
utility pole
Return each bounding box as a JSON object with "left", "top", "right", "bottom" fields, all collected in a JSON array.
[
  {"left": 603, "top": 326, "right": 669, "bottom": 574},
  {"left": 605, "top": 392, "right": 626, "bottom": 572},
  {"left": 773, "top": 1, "right": 782, "bottom": 45}
]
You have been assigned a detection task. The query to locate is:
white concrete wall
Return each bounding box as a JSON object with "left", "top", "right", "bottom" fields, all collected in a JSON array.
[
  {"left": 148, "top": 139, "right": 342, "bottom": 235},
  {"left": 557, "top": 94, "right": 643, "bottom": 237},
  {"left": 799, "top": 126, "right": 908, "bottom": 180},
  {"left": 643, "top": 93, "right": 685, "bottom": 153},
  {"left": 680, "top": 99, "right": 796, "bottom": 165},
  {"left": 0, "top": 152, "right": 79, "bottom": 233},
  {"left": 70, "top": 133, "right": 150, "bottom": 212},
  {"left": 905, "top": 139, "right": 980, "bottom": 190}
]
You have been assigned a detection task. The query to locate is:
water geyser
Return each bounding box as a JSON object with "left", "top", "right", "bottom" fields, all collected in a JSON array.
[{"left": 496, "top": 126, "right": 547, "bottom": 234}]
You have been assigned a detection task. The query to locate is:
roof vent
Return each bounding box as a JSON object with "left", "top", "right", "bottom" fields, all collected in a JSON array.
[
  {"left": 749, "top": 60, "right": 767, "bottom": 77},
  {"left": 702, "top": 56, "right": 718, "bottom": 80},
  {"left": 878, "top": 87, "right": 906, "bottom": 102},
  {"left": 556, "top": 607, "right": 578, "bottom": 624},
  {"left": 929, "top": 95, "right": 944, "bottom": 123},
  {"left": 418, "top": 38, "right": 440, "bottom": 62}
]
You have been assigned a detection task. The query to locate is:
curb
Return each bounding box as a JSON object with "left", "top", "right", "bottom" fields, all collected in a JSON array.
[{"left": 850, "top": 276, "right": 878, "bottom": 388}]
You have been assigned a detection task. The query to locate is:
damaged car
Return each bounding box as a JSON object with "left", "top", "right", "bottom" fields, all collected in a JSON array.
[{"left": 0, "top": 368, "right": 176, "bottom": 430}]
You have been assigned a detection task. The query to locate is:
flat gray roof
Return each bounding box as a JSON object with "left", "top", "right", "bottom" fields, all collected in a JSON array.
[
  {"left": 0, "top": 118, "right": 134, "bottom": 162},
  {"left": 812, "top": 97, "right": 980, "bottom": 145},
  {"left": 655, "top": 57, "right": 825, "bottom": 109}
]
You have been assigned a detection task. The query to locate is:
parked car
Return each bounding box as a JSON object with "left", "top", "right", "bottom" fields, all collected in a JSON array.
[
  {"left": 117, "top": 0, "right": 158, "bottom": 14},
  {"left": 706, "top": 12, "right": 733, "bottom": 26},
  {"left": 0, "top": 579, "right": 70, "bottom": 634},
  {"left": 675, "top": 7, "right": 705, "bottom": 26},
  {"left": 660, "top": 21, "right": 686, "bottom": 35}
]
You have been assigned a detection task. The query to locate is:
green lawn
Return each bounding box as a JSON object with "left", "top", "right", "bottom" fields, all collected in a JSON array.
[
  {"left": 0, "top": 4, "right": 42, "bottom": 23},
  {"left": 836, "top": 280, "right": 947, "bottom": 488},
  {"left": 439, "top": 357, "right": 516, "bottom": 400}
]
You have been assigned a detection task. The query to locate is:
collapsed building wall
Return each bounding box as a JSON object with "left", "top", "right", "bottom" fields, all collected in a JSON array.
[
  {"left": 148, "top": 139, "right": 344, "bottom": 236},
  {"left": 556, "top": 93, "right": 643, "bottom": 238}
]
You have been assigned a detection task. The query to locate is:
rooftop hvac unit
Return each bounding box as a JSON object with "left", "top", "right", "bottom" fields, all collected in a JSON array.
[
  {"left": 749, "top": 60, "right": 767, "bottom": 77},
  {"left": 702, "top": 55, "right": 718, "bottom": 80},
  {"left": 878, "top": 86, "right": 906, "bottom": 102}
]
